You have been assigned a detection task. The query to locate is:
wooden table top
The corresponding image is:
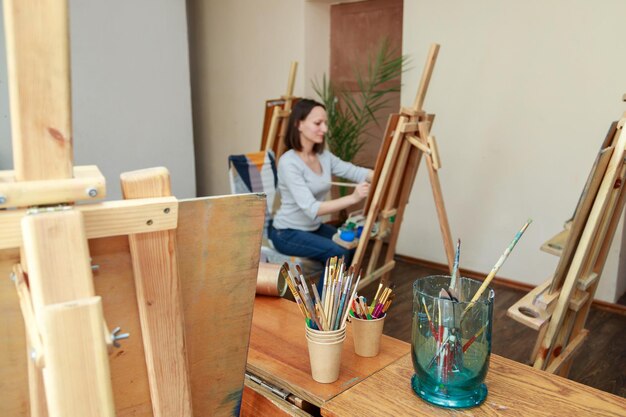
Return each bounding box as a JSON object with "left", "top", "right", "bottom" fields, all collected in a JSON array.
[
  {"left": 322, "top": 353, "right": 626, "bottom": 416},
  {"left": 246, "top": 296, "right": 410, "bottom": 407}
]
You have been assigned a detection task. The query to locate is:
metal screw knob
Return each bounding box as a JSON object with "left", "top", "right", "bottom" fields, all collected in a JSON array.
[{"left": 110, "top": 326, "right": 130, "bottom": 348}]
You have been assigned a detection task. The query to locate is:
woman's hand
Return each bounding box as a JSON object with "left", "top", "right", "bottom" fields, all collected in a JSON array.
[
  {"left": 316, "top": 181, "right": 371, "bottom": 217},
  {"left": 351, "top": 181, "right": 370, "bottom": 203}
]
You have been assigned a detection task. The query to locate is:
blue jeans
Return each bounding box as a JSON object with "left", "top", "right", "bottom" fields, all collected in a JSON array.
[{"left": 268, "top": 223, "right": 353, "bottom": 294}]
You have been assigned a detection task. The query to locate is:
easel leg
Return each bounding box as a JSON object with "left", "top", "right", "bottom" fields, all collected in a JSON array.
[
  {"left": 121, "top": 167, "right": 193, "bottom": 417},
  {"left": 42, "top": 297, "right": 115, "bottom": 417},
  {"left": 418, "top": 123, "right": 455, "bottom": 271},
  {"left": 22, "top": 210, "right": 115, "bottom": 417}
]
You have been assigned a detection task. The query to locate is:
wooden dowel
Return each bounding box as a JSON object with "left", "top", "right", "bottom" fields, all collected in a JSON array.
[{"left": 413, "top": 43, "right": 440, "bottom": 112}]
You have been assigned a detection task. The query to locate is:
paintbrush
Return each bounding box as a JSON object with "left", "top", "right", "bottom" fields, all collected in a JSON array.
[
  {"left": 370, "top": 281, "right": 384, "bottom": 309},
  {"left": 449, "top": 239, "right": 461, "bottom": 300},
  {"left": 320, "top": 258, "right": 330, "bottom": 313},
  {"left": 329, "top": 181, "right": 358, "bottom": 188},
  {"left": 311, "top": 281, "right": 328, "bottom": 331},
  {"left": 281, "top": 263, "right": 309, "bottom": 319},
  {"left": 341, "top": 271, "right": 361, "bottom": 324},
  {"left": 462, "top": 219, "right": 532, "bottom": 319},
  {"left": 421, "top": 296, "right": 438, "bottom": 341}
]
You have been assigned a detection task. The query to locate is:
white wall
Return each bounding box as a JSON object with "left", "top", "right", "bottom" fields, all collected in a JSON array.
[
  {"left": 189, "top": 0, "right": 309, "bottom": 197},
  {"left": 0, "top": 1, "right": 196, "bottom": 200},
  {"left": 400, "top": 0, "right": 626, "bottom": 301}
]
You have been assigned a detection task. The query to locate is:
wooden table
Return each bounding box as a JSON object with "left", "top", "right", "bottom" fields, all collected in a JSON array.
[
  {"left": 243, "top": 296, "right": 410, "bottom": 415},
  {"left": 322, "top": 353, "right": 626, "bottom": 416}
]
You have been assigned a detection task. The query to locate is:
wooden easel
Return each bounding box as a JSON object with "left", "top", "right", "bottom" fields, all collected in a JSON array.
[
  {"left": 0, "top": 1, "right": 264, "bottom": 416},
  {"left": 351, "top": 44, "right": 455, "bottom": 288},
  {"left": 507, "top": 107, "right": 626, "bottom": 376},
  {"left": 261, "top": 61, "right": 298, "bottom": 159}
]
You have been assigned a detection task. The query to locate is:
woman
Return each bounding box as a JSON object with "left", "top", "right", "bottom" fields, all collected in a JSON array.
[{"left": 269, "top": 98, "right": 373, "bottom": 273}]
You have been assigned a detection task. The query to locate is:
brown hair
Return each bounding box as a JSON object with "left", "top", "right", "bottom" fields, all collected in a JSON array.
[{"left": 284, "top": 98, "right": 326, "bottom": 154}]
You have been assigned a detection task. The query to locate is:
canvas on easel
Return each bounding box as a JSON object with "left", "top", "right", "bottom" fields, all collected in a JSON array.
[{"left": 350, "top": 44, "right": 455, "bottom": 289}]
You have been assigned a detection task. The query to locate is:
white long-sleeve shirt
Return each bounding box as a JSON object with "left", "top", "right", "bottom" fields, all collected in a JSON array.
[{"left": 272, "top": 149, "right": 370, "bottom": 231}]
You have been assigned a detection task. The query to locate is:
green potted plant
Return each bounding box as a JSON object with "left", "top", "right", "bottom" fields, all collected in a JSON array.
[{"left": 313, "top": 39, "right": 408, "bottom": 197}]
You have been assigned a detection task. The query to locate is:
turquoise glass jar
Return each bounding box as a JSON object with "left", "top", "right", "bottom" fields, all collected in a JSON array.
[{"left": 411, "top": 275, "right": 494, "bottom": 408}]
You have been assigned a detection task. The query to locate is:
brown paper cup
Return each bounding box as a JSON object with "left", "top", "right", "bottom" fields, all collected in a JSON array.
[
  {"left": 306, "top": 335, "right": 345, "bottom": 383},
  {"left": 255, "top": 262, "right": 287, "bottom": 297},
  {"left": 351, "top": 314, "right": 385, "bottom": 357}
]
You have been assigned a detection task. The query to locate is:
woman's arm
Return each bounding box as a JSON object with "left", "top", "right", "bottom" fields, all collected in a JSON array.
[{"left": 316, "top": 181, "right": 370, "bottom": 217}]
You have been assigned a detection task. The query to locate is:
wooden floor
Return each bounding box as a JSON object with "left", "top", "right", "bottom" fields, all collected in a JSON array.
[{"left": 357, "top": 258, "right": 626, "bottom": 398}]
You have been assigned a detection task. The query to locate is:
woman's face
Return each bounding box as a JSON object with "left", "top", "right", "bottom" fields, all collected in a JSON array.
[{"left": 298, "top": 106, "right": 328, "bottom": 147}]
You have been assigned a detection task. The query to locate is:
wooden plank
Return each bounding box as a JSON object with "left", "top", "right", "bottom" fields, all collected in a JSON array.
[
  {"left": 321, "top": 354, "right": 626, "bottom": 417},
  {"left": 0, "top": 194, "right": 265, "bottom": 416},
  {"left": 0, "top": 196, "right": 178, "bottom": 250},
  {"left": 0, "top": 165, "right": 106, "bottom": 208},
  {"left": 42, "top": 297, "right": 115, "bottom": 417},
  {"left": 3, "top": 0, "right": 73, "bottom": 181},
  {"left": 120, "top": 167, "right": 192, "bottom": 417},
  {"left": 246, "top": 296, "right": 409, "bottom": 408}
]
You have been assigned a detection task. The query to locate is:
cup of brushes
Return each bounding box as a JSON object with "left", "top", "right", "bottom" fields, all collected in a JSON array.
[
  {"left": 349, "top": 283, "right": 395, "bottom": 357},
  {"left": 282, "top": 257, "right": 360, "bottom": 383},
  {"left": 411, "top": 219, "right": 531, "bottom": 409}
]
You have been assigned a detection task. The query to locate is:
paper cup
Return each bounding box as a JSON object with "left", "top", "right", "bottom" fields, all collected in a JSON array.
[
  {"left": 306, "top": 332, "right": 345, "bottom": 344},
  {"left": 306, "top": 335, "right": 345, "bottom": 383},
  {"left": 351, "top": 314, "right": 385, "bottom": 357},
  {"left": 305, "top": 325, "right": 346, "bottom": 341}
]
